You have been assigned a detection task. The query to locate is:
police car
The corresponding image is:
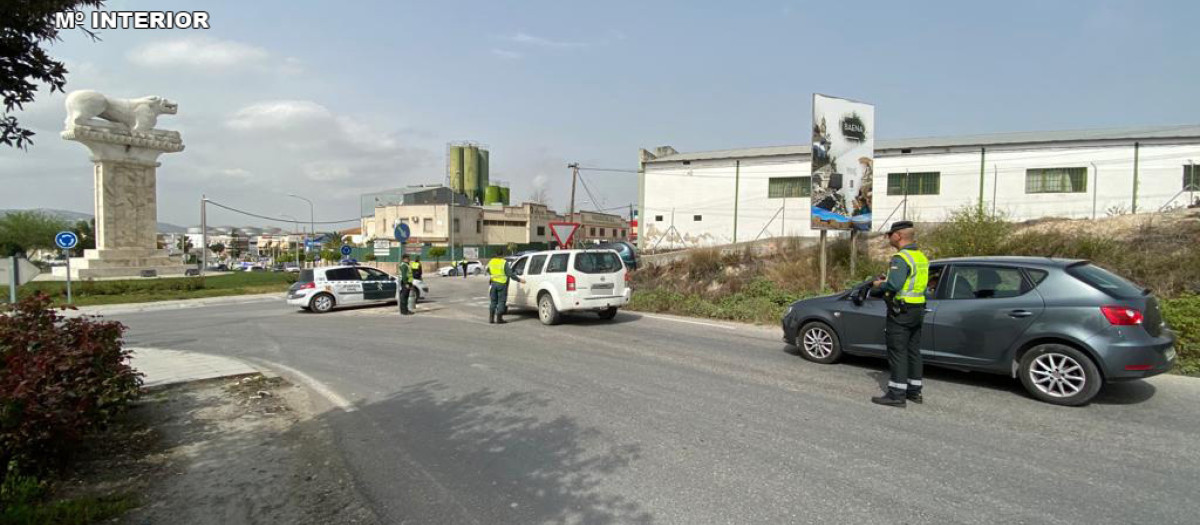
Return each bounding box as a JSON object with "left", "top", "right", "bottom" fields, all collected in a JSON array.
[{"left": 286, "top": 265, "right": 429, "bottom": 313}]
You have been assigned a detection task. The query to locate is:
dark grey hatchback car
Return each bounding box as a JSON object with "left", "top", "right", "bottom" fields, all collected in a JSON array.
[{"left": 781, "top": 257, "right": 1177, "bottom": 406}]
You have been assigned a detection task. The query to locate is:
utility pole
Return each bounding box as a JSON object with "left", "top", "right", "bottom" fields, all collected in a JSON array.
[
  {"left": 568, "top": 163, "right": 579, "bottom": 248},
  {"left": 200, "top": 195, "right": 208, "bottom": 276},
  {"left": 978, "top": 147, "right": 986, "bottom": 214},
  {"left": 1090, "top": 162, "right": 1099, "bottom": 219}
]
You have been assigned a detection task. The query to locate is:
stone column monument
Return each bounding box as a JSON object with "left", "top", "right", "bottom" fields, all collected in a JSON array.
[{"left": 61, "top": 90, "right": 187, "bottom": 278}]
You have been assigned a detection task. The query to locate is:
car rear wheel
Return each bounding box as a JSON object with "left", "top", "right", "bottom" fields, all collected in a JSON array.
[
  {"left": 310, "top": 293, "right": 335, "bottom": 313},
  {"left": 798, "top": 322, "right": 842, "bottom": 364},
  {"left": 1018, "top": 344, "right": 1102, "bottom": 406},
  {"left": 538, "top": 293, "right": 561, "bottom": 325},
  {"left": 597, "top": 307, "right": 618, "bottom": 320}
]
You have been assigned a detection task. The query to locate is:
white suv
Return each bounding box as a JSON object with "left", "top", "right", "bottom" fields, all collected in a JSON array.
[
  {"left": 506, "top": 249, "right": 630, "bottom": 325},
  {"left": 286, "top": 265, "right": 429, "bottom": 313}
]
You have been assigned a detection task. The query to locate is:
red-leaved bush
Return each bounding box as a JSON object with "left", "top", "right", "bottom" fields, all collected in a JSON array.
[{"left": 0, "top": 293, "right": 141, "bottom": 483}]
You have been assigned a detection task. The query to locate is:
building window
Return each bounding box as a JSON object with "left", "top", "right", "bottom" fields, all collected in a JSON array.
[
  {"left": 693, "top": 215, "right": 702, "bottom": 221},
  {"left": 620, "top": 229, "right": 626, "bottom": 237},
  {"left": 476, "top": 220, "right": 481, "bottom": 233},
  {"left": 655, "top": 215, "right": 664, "bottom": 222},
  {"left": 590, "top": 227, "right": 596, "bottom": 236},
  {"left": 1025, "top": 167, "right": 1087, "bottom": 194},
  {"left": 600, "top": 228, "right": 606, "bottom": 237},
  {"left": 423, "top": 218, "right": 433, "bottom": 233},
  {"left": 453, "top": 218, "right": 460, "bottom": 233},
  {"left": 537, "top": 226, "right": 546, "bottom": 236},
  {"left": 1185, "top": 165, "right": 1200, "bottom": 191},
  {"left": 768, "top": 176, "right": 812, "bottom": 198},
  {"left": 887, "top": 172, "right": 941, "bottom": 196}
]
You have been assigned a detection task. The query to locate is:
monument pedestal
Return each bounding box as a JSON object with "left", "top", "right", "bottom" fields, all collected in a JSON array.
[{"left": 61, "top": 123, "right": 187, "bottom": 279}]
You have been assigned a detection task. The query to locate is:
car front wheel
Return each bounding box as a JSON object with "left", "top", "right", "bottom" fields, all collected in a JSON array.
[
  {"left": 310, "top": 293, "right": 335, "bottom": 313},
  {"left": 797, "top": 322, "right": 842, "bottom": 364},
  {"left": 1018, "top": 344, "right": 1102, "bottom": 406}
]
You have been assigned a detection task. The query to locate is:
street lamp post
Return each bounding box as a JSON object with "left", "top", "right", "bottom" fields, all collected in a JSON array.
[{"left": 287, "top": 193, "right": 315, "bottom": 267}]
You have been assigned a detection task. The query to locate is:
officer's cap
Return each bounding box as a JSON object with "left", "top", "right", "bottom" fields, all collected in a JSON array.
[{"left": 886, "top": 221, "right": 915, "bottom": 236}]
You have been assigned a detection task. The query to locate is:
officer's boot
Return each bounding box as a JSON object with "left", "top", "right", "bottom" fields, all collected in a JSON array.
[
  {"left": 488, "top": 312, "right": 495, "bottom": 324},
  {"left": 495, "top": 313, "right": 507, "bottom": 324},
  {"left": 871, "top": 388, "right": 907, "bottom": 408}
]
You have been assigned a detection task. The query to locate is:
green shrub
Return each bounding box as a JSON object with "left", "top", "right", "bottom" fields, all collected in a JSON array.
[
  {"left": 1163, "top": 295, "right": 1200, "bottom": 376},
  {"left": 924, "top": 206, "right": 1014, "bottom": 258}
]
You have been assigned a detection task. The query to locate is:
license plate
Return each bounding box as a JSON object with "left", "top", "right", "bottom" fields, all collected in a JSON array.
[
  {"left": 591, "top": 283, "right": 614, "bottom": 290},
  {"left": 1166, "top": 348, "right": 1176, "bottom": 361}
]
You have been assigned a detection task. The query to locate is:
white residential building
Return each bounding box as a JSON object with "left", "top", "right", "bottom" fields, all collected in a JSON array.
[{"left": 638, "top": 125, "right": 1200, "bottom": 249}]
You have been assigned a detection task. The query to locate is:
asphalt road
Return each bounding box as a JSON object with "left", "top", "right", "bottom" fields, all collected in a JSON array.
[{"left": 113, "top": 274, "right": 1200, "bottom": 524}]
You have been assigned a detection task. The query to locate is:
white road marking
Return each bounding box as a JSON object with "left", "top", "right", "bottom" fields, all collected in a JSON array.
[
  {"left": 638, "top": 313, "right": 736, "bottom": 330},
  {"left": 249, "top": 358, "right": 357, "bottom": 412}
]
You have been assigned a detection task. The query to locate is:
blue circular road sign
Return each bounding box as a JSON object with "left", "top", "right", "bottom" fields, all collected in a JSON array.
[
  {"left": 55, "top": 231, "right": 79, "bottom": 250},
  {"left": 394, "top": 223, "right": 411, "bottom": 243},
  {"left": 340, "top": 245, "right": 353, "bottom": 256}
]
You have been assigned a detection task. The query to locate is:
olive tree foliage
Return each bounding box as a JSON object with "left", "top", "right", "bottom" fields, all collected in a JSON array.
[
  {"left": 0, "top": 210, "right": 70, "bottom": 256},
  {"left": 1, "top": 0, "right": 105, "bottom": 149}
]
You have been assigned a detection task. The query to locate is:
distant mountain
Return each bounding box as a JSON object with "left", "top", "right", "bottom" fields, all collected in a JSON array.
[{"left": 0, "top": 208, "right": 188, "bottom": 233}]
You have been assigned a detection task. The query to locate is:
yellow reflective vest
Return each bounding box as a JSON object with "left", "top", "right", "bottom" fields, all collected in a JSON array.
[
  {"left": 895, "top": 248, "right": 929, "bottom": 304},
  {"left": 488, "top": 257, "right": 508, "bottom": 285}
]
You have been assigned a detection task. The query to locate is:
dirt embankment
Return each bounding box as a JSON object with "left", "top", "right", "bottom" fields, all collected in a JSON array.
[{"left": 54, "top": 375, "right": 379, "bottom": 525}]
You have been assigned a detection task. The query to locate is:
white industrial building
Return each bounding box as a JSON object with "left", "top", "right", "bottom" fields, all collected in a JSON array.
[{"left": 637, "top": 125, "right": 1200, "bottom": 249}]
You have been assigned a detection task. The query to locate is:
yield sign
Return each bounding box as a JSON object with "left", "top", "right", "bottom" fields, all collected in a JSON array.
[{"left": 548, "top": 222, "right": 580, "bottom": 248}]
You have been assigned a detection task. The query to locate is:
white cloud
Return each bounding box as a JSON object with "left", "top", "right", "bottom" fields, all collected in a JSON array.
[
  {"left": 128, "top": 37, "right": 270, "bottom": 69},
  {"left": 226, "top": 100, "right": 333, "bottom": 130},
  {"left": 491, "top": 48, "right": 523, "bottom": 60},
  {"left": 505, "top": 32, "right": 587, "bottom": 48}
]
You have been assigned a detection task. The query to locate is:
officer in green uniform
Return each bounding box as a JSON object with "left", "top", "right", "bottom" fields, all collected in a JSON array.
[
  {"left": 396, "top": 255, "right": 414, "bottom": 315},
  {"left": 487, "top": 253, "right": 524, "bottom": 324},
  {"left": 870, "top": 221, "right": 929, "bottom": 407}
]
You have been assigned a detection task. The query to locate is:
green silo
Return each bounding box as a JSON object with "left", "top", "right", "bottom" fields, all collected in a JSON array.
[
  {"left": 480, "top": 149, "right": 490, "bottom": 193},
  {"left": 499, "top": 186, "right": 510, "bottom": 205},
  {"left": 448, "top": 146, "right": 465, "bottom": 194},
  {"left": 463, "top": 145, "right": 480, "bottom": 203},
  {"left": 484, "top": 185, "right": 502, "bottom": 205}
]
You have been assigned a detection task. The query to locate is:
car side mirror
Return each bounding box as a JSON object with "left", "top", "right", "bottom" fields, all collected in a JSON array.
[{"left": 389, "top": 276, "right": 396, "bottom": 281}]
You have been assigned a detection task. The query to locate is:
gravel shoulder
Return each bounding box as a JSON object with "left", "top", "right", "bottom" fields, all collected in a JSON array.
[{"left": 54, "top": 374, "right": 379, "bottom": 524}]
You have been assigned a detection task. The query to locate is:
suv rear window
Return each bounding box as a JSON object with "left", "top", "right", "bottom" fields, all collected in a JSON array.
[
  {"left": 574, "top": 252, "right": 622, "bottom": 274},
  {"left": 1067, "top": 263, "right": 1144, "bottom": 298}
]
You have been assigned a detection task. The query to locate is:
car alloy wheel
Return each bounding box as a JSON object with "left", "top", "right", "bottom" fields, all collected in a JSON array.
[
  {"left": 311, "top": 294, "right": 334, "bottom": 313},
  {"left": 1029, "top": 353, "right": 1086, "bottom": 398},
  {"left": 538, "top": 294, "right": 561, "bottom": 325},
  {"left": 796, "top": 322, "right": 842, "bottom": 364},
  {"left": 803, "top": 326, "right": 834, "bottom": 359}
]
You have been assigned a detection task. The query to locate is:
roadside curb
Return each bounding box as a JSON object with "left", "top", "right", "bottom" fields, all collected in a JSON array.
[
  {"left": 68, "top": 292, "right": 282, "bottom": 316},
  {"left": 131, "top": 346, "right": 277, "bottom": 389}
]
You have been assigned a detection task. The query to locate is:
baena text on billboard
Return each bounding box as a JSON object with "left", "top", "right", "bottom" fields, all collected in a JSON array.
[{"left": 810, "top": 94, "right": 874, "bottom": 231}]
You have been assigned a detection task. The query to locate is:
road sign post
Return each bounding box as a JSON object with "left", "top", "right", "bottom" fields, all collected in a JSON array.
[
  {"left": 55, "top": 231, "right": 79, "bottom": 304},
  {"left": 2, "top": 256, "right": 41, "bottom": 304}
]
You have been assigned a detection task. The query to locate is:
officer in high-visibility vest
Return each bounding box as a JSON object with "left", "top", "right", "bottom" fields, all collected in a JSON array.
[
  {"left": 396, "top": 254, "right": 414, "bottom": 315},
  {"left": 870, "top": 221, "right": 930, "bottom": 407},
  {"left": 487, "top": 252, "right": 524, "bottom": 324},
  {"left": 410, "top": 257, "right": 423, "bottom": 281}
]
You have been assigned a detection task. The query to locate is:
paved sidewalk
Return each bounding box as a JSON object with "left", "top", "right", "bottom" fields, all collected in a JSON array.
[
  {"left": 130, "top": 347, "right": 270, "bottom": 388},
  {"left": 66, "top": 293, "right": 281, "bottom": 317}
]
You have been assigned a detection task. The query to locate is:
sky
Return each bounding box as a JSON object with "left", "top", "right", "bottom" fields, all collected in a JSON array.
[{"left": 2, "top": 0, "right": 1198, "bottom": 229}]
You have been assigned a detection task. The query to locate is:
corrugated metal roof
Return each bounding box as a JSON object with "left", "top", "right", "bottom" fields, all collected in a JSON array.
[{"left": 647, "top": 124, "right": 1200, "bottom": 163}]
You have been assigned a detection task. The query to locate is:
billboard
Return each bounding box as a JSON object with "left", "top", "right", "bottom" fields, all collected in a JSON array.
[{"left": 810, "top": 94, "right": 874, "bottom": 231}]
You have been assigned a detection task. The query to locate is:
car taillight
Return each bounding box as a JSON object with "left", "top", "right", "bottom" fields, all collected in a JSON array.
[
  {"left": 1100, "top": 305, "right": 1143, "bottom": 325},
  {"left": 567, "top": 274, "right": 576, "bottom": 292},
  {"left": 298, "top": 281, "right": 316, "bottom": 290},
  {"left": 624, "top": 272, "right": 631, "bottom": 283}
]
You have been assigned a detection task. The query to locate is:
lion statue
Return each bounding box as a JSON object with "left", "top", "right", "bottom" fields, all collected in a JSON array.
[{"left": 64, "top": 90, "right": 178, "bottom": 134}]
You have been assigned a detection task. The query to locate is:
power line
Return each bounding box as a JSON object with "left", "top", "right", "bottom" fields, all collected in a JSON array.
[
  {"left": 576, "top": 171, "right": 608, "bottom": 210},
  {"left": 578, "top": 167, "right": 640, "bottom": 174},
  {"left": 205, "top": 199, "right": 360, "bottom": 225}
]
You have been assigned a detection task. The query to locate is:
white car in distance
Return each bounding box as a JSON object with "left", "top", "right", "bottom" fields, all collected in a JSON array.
[{"left": 506, "top": 249, "right": 630, "bottom": 325}]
